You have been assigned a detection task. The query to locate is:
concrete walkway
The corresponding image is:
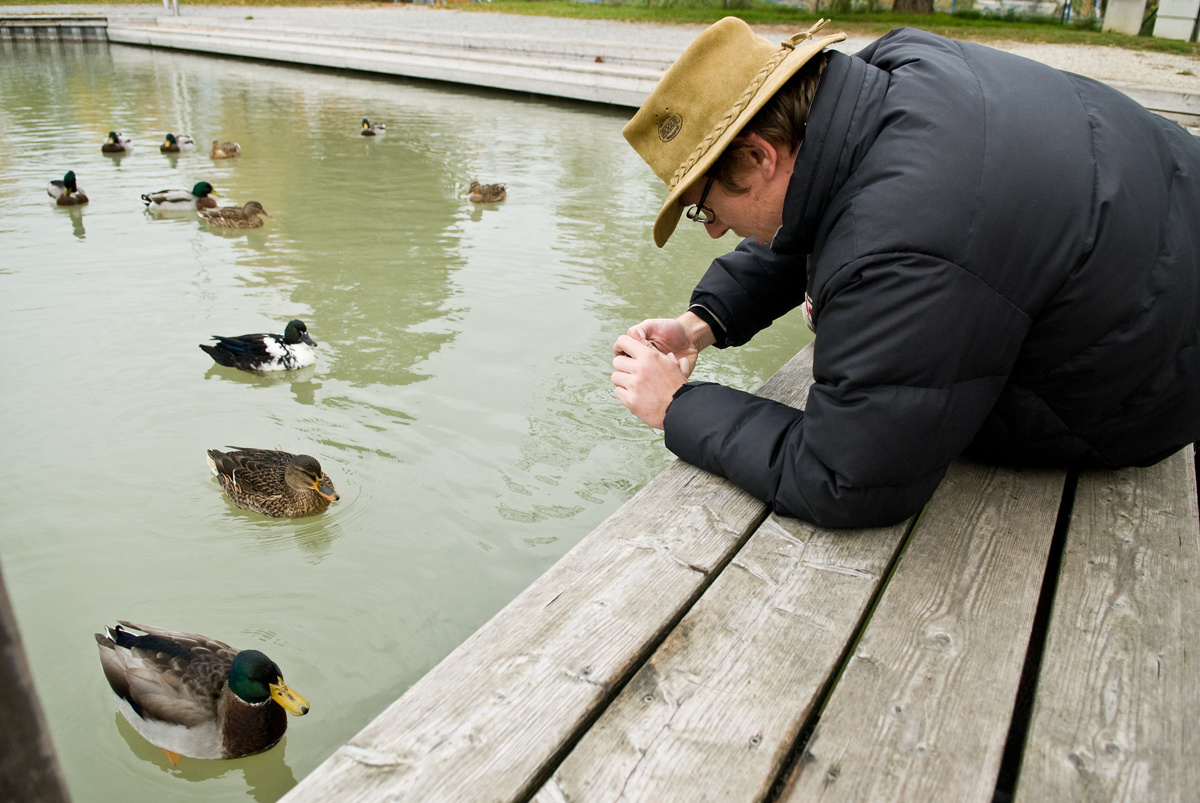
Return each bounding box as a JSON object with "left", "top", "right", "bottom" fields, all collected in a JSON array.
[{"left": 4, "top": 5, "right": 1198, "bottom": 123}]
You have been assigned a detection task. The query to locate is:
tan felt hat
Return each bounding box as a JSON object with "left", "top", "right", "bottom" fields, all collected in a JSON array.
[{"left": 623, "top": 17, "right": 845, "bottom": 247}]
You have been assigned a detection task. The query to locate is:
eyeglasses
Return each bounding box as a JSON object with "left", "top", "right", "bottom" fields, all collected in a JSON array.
[{"left": 685, "top": 176, "right": 716, "bottom": 225}]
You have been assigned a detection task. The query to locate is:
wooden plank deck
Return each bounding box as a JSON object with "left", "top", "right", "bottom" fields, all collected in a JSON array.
[
  {"left": 1015, "top": 450, "right": 1200, "bottom": 801},
  {"left": 280, "top": 343, "right": 1199, "bottom": 802}
]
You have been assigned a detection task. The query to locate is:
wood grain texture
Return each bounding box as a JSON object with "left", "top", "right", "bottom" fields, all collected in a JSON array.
[
  {"left": 1015, "top": 449, "right": 1200, "bottom": 803},
  {"left": 778, "top": 460, "right": 1066, "bottom": 803},
  {"left": 280, "top": 348, "right": 819, "bottom": 802},
  {"left": 533, "top": 510, "right": 912, "bottom": 803}
]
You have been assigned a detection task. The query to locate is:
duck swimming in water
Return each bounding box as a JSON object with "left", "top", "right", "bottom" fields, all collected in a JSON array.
[
  {"left": 101, "top": 131, "right": 131, "bottom": 154},
  {"left": 142, "top": 181, "right": 218, "bottom": 211},
  {"left": 360, "top": 118, "right": 386, "bottom": 136},
  {"left": 199, "top": 318, "right": 316, "bottom": 372},
  {"left": 468, "top": 181, "right": 506, "bottom": 203},
  {"left": 95, "top": 621, "right": 309, "bottom": 762},
  {"left": 159, "top": 133, "right": 194, "bottom": 153},
  {"left": 199, "top": 201, "right": 268, "bottom": 228},
  {"left": 207, "top": 447, "right": 340, "bottom": 518},
  {"left": 47, "top": 171, "right": 88, "bottom": 206},
  {"left": 210, "top": 140, "right": 241, "bottom": 159}
]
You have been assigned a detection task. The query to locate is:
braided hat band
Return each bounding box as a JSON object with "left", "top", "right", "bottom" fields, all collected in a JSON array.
[
  {"left": 667, "top": 22, "right": 827, "bottom": 191},
  {"left": 623, "top": 18, "right": 844, "bottom": 247}
]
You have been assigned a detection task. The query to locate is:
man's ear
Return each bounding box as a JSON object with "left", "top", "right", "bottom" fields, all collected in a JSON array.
[{"left": 740, "top": 132, "right": 780, "bottom": 179}]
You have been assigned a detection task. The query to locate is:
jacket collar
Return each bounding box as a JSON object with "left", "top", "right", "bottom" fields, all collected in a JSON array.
[{"left": 771, "top": 50, "right": 885, "bottom": 255}]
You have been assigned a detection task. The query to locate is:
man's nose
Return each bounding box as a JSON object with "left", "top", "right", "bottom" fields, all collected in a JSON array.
[{"left": 705, "top": 219, "right": 729, "bottom": 239}]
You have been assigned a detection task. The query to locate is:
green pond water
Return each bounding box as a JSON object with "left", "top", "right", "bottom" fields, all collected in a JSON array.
[{"left": 0, "top": 37, "right": 813, "bottom": 802}]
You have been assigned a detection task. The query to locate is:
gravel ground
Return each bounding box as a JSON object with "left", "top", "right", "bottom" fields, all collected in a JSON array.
[
  {"left": 6, "top": 5, "right": 1197, "bottom": 92},
  {"left": 972, "top": 40, "right": 1198, "bottom": 89}
]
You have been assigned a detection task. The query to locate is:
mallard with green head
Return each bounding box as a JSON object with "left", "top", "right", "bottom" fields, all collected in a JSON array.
[
  {"left": 47, "top": 171, "right": 88, "bottom": 206},
  {"left": 210, "top": 140, "right": 241, "bottom": 159},
  {"left": 101, "top": 131, "right": 131, "bottom": 154},
  {"left": 95, "top": 621, "right": 309, "bottom": 762},
  {"left": 207, "top": 447, "right": 339, "bottom": 517},
  {"left": 142, "top": 181, "right": 218, "bottom": 211},
  {"left": 160, "top": 133, "right": 195, "bottom": 153},
  {"left": 468, "top": 181, "right": 506, "bottom": 204},
  {"left": 361, "top": 117, "right": 386, "bottom": 136},
  {"left": 199, "top": 201, "right": 268, "bottom": 228}
]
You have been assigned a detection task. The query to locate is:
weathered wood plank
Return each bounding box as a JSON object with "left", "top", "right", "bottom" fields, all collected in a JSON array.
[
  {"left": 778, "top": 460, "right": 1066, "bottom": 802},
  {"left": 280, "top": 348, "right": 819, "bottom": 803},
  {"left": 532, "top": 507, "right": 912, "bottom": 803},
  {"left": 0, "top": 561, "right": 72, "bottom": 803},
  {"left": 1014, "top": 448, "right": 1200, "bottom": 803}
]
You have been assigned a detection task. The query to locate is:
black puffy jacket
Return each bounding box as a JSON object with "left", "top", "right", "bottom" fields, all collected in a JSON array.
[{"left": 664, "top": 28, "right": 1200, "bottom": 528}]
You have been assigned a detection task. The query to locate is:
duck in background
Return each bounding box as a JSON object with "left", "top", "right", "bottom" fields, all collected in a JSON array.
[
  {"left": 199, "top": 318, "right": 317, "bottom": 372},
  {"left": 468, "top": 181, "right": 507, "bottom": 204},
  {"left": 142, "top": 181, "right": 218, "bottom": 211},
  {"left": 361, "top": 117, "right": 386, "bottom": 136},
  {"left": 206, "top": 447, "right": 339, "bottom": 518},
  {"left": 199, "top": 200, "right": 268, "bottom": 228},
  {"left": 159, "top": 133, "right": 195, "bottom": 153},
  {"left": 101, "top": 131, "right": 131, "bottom": 154},
  {"left": 47, "top": 171, "right": 88, "bottom": 206},
  {"left": 210, "top": 140, "right": 241, "bottom": 159},
  {"left": 95, "top": 621, "right": 309, "bottom": 762}
]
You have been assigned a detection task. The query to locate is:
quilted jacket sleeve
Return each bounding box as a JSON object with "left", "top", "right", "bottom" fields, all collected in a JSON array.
[
  {"left": 664, "top": 251, "right": 1031, "bottom": 527},
  {"left": 688, "top": 236, "right": 808, "bottom": 347}
]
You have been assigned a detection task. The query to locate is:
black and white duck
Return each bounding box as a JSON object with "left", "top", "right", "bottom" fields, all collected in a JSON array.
[{"left": 199, "top": 319, "right": 316, "bottom": 372}]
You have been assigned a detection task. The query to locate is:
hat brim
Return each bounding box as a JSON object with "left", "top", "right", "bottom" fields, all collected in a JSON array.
[{"left": 652, "top": 32, "right": 845, "bottom": 248}]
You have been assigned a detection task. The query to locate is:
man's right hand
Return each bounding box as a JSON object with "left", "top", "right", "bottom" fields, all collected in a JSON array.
[{"left": 617, "top": 311, "right": 713, "bottom": 377}]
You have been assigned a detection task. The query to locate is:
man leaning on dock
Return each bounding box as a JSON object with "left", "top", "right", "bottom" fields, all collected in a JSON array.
[{"left": 611, "top": 17, "right": 1200, "bottom": 529}]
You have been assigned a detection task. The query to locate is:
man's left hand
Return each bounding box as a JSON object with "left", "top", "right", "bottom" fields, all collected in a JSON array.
[{"left": 611, "top": 334, "right": 689, "bottom": 430}]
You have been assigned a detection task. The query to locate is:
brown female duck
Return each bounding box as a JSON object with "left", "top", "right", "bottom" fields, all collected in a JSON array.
[
  {"left": 468, "top": 181, "right": 506, "bottom": 203},
  {"left": 207, "top": 447, "right": 339, "bottom": 517},
  {"left": 199, "top": 201, "right": 269, "bottom": 229},
  {"left": 210, "top": 140, "right": 241, "bottom": 159}
]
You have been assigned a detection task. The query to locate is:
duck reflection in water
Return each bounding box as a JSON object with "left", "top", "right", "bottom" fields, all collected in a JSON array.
[
  {"left": 64, "top": 205, "right": 86, "bottom": 240},
  {"left": 203, "top": 363, "right": 320, "bottom": 405},
  {"left": 112, "top": 714, "right": 299, "bottom": 802}
]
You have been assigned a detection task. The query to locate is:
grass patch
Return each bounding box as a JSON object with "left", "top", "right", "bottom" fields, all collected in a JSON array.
[
  {"left": 459, "top": 0, "right": 1200, "bottom": 55},
  {"left": 0, "top": 0, "right": 385, "bottom": 6},
  {"left": 2, "top": 0, "right": 1196, "bottom": 55}
]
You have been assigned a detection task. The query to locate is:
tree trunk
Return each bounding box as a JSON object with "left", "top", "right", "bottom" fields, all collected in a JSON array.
[{"left": 892, "top": 0, "right": 935, "bottom": 12}]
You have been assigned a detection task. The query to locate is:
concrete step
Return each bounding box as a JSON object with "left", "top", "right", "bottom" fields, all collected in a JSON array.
[
  {"left": 93, "top": 15, "right": 1200, "bottom": 123},
  {"left": 107, "top": 17, "right": 674, "bottom": 107}
]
